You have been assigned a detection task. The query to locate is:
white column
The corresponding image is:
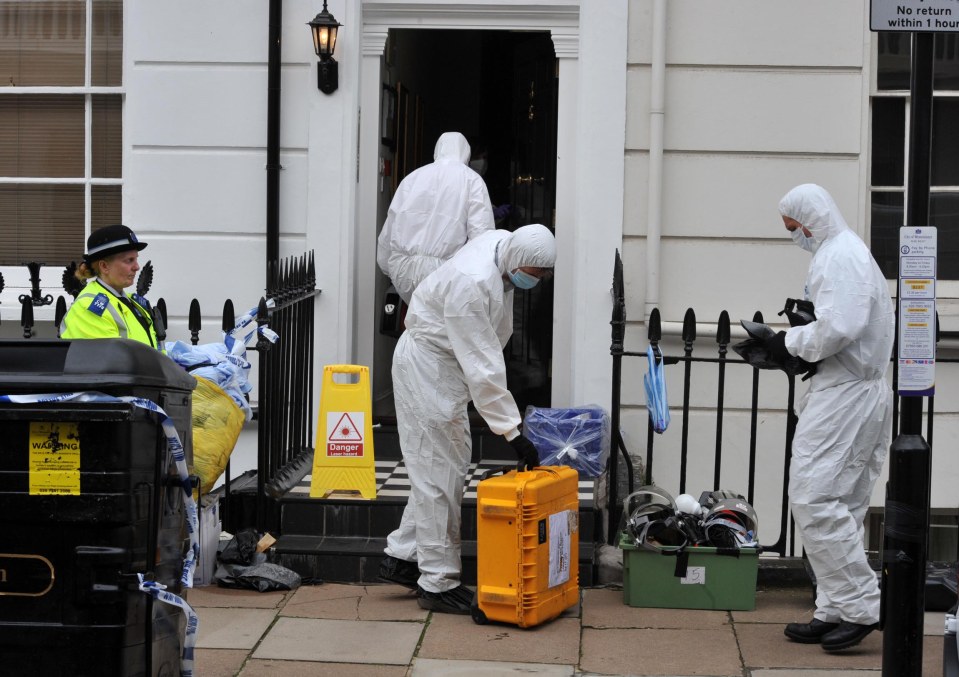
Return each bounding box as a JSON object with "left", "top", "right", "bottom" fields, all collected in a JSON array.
[
  {"left": 354, "top": 30, "right": 388, "bottom": 368},
  {"left": 550, "top": 31, "right": 579, "bottom": 408},
  {"left": 568, "top": 2, "right": 628, "bottom": 410}
]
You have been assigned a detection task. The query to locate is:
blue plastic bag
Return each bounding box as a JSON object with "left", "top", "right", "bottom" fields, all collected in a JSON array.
[
  {"left": 523, "top": 405, "right": 610, "bottom": 478},
  {"left": 644, "top": 345, "right": 670, "bottom": 433}
]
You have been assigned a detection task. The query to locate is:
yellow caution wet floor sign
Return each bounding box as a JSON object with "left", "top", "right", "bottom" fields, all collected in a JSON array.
[{"left": 310, "top": 364, "right": 376, "bottom": 499}]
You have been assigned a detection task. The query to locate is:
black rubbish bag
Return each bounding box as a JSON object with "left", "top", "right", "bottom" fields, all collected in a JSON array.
[
  {"left": 732, "top": 320, "right": 818, "bottom": 378},
  {"left": 215, "top": 560, "right": 302, "bottom": 592},
  {"left": 214, "top": 527, "right": 303, "bottom": 592},
  {"left": 218, "top": 527, "right": 259, "bottom": 565}
]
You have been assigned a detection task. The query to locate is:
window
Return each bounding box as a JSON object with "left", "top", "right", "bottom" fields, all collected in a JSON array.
[
  {"left": 871, "top": 33, "right": 959, "bottom": 280},
  {"left": 0, "top": 0, "right": 122, "bottom": 267}
]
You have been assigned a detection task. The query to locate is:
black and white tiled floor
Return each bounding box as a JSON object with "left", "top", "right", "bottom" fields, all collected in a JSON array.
[{"left": 293, "top": 459, "right": 596, "bottom": 507}]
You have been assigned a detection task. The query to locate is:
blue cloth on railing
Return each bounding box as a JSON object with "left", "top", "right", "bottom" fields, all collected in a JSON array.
[
  {"left": 164, "top": 301, "right": 279, "bottom": 422},
  {"left": 644, "top": 345, "right": 670, "bottom": 433}
]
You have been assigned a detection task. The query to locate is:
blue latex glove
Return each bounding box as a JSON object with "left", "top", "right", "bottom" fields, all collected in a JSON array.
[{"left": 493, "top": 204, "right": 511, "bottom": 221}]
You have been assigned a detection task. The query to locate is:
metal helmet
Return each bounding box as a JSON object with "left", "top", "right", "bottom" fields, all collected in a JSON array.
[
  {"left": 623, "top": 485, "right": 685, "bottom": 551},
  {"left": 703, "top": 497, "right": 759, "bottom": 548},
  {"left": 697, "top": 489, "right": 745, "bottom": 513}
]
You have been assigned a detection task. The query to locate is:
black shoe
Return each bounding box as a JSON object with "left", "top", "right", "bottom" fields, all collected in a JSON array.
[
  {"left": 378, "top": 556, "right": 420, "bottom": 590},
  {"left": 784, "top": 618, "right": 839, "bottom": 644},
  {"left": 821, "top": 620, "right": 878, "bottom": 651},
  {"left": 416, "top": 585, "right": 473, "bottom": 615}
]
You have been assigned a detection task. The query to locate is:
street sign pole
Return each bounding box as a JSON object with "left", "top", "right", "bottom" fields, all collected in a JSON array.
[{"left": 881, "top": 27, "right": 934, "bottom": 677}]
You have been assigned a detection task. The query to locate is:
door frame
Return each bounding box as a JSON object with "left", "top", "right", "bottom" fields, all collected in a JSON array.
[{"left": 356, "top": 1, "right": 627, "bottom": 410}]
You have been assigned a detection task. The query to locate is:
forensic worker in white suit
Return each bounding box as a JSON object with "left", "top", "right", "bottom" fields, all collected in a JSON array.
[
  {"left": 377, "top": 131, "right": 495, "bottom": 305},
  {"left": 378, "top": 224, "right": 554, "bottom": 614},
  {"left": 766, "top": 184, "right": 894, "bottom": 652}
]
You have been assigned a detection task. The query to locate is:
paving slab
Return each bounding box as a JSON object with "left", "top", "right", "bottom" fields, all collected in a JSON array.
[
  {"left": 191, "top": 648, "right": 249, "bottom": 677},
  {"left": 252, "top": 616, "right": 423, "bottom": 664},
  {"left": 737, "top": 622, "right": 881, "bottom": 671},
  {"left": 239, "top": 659, "right": 408, "bottom": 676},
  {"left": 731, "top": 586, "right": 817, "bottom": 624},
  {"left": 583, "top": 587, "right": 730, "bottom": 629},
  {"left": 188, "top": 585, "right": 289, "bottom": 609},
  {"left": 580, "top": 626, "right": 741, "bottom": 676},
  {"left": 410, "top": 658, "right": 575, "bottom": 676},
  {"left": 281, "top": 582, "right": 428, "bottom": 621},
  {"left": 195, "top": 607, "right": 279, "bottom": 650},
  {"left": 927, "top": 609, "right": 950, "bottom": 635},
  {"left": 417, "top": 613, "right": 580, "bottom": 665},
  {"left": 750, "top": 671, "right": 879, "bottom": 676}
]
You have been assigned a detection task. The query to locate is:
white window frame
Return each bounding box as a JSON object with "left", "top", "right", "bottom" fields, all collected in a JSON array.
[
  {"left": 0, "top": 0, "right": 123, "bottom": 318},
  {"left": 869, "top": 32, "right": 959, "bottom": 321}
]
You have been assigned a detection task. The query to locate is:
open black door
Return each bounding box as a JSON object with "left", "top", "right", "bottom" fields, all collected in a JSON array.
[
  {"left": 372, "top": 29, "right": 558, "bottom": 424},
  {"left": 502, "top": 33, "right": 557, "bottom": 413}
]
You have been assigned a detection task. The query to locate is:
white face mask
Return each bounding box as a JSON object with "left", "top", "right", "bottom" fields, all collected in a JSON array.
[
  {"left": 469, "top": 158, "right": 487, "bottom": 177},
  {"left": 790, "top": 226, "right": 819, "bottom": 254}
]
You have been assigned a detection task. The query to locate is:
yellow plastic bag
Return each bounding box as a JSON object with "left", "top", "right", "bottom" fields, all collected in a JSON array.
[{"left": 191, "top": 376, "right": 245, "bottom": 493}]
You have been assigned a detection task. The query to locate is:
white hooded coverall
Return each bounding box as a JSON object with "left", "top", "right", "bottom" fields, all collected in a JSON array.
[
  {"left": 376, "top": 131, "right": 495, "bottom": 304},
  {"left": 779, "top": 184, "right": 895, "bottom": 626},
  {"left": 384, "top": 224, "right": 557, "bottom": 593}
]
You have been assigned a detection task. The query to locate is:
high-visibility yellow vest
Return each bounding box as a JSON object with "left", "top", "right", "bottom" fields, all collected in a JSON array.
[{"left": 60, "top": 278, "right": 161, "bottom": 350}]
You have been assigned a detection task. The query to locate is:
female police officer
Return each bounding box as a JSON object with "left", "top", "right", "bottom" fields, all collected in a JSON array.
[{"left": 60, "top": 224, "right": 160, "bottom": 349}]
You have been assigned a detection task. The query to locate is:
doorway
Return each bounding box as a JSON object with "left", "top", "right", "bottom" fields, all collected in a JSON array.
[{"left": 372, "top": 29, "right": 558, "bottom": 421}]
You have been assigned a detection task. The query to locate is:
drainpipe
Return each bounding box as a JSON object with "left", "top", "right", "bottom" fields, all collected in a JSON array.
[
  {"left": 644, "top": 0, "right": 667, "bottom": 321},
  {"left": 266, "top": 0, "right": 282, "bottom": 269}
]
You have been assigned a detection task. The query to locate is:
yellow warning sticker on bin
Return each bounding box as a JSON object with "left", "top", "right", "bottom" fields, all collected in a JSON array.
[{"left": 29, "top": 421, "right": 81, "bottom": 496}]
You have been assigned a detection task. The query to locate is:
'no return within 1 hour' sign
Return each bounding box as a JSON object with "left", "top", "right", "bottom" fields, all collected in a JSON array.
[{"left": 871, "top": 0, "right": 959, "bottom": 31}]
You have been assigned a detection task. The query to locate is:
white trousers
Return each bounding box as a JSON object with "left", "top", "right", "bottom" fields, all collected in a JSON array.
[
  {"left": 384, "top": 333, "right": 472, "bottom": 593},
  {"left": 790, "top": 378, "right": 891, "bottom": 625}
]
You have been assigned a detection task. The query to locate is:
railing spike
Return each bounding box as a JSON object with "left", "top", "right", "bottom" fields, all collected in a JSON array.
[
  {"left": 682, "top": 307, "right": 697, "bottom": 344},
  {"left": 189, "top": 299, "right": 201, "bottom": 345},
  {"left": 222, "top": 299, "right": 236, "bottom": 333},
  {"left": 648, "top": 307, "right": 661, "bottom": 343},
  {"left": 54, "top": 296, "right": 67, "bottom": 335},
  {"left": 716, "top": 310, "right": 730, "bottom": 346},
  {"left": 20, "top": 297, "right": 34, "bottom": 338},
  {"left": 157, "top": 298, "right": 168, "bottom": 329}
]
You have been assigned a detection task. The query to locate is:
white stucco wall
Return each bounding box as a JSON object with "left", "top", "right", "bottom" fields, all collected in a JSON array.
[
  {"left": 621, "top": 0, "right": 959, "bottom": 522},
  {"left": 10, "top": 0, "right": 952, "bottom": 516}
]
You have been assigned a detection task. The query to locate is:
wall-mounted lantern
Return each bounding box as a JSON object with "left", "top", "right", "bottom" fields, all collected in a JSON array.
[{"left": 307, "top": 1, "right": 342, "bottom": 94}]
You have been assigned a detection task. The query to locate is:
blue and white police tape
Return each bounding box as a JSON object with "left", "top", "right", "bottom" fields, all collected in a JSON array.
[
  {"left": 0, "top": 391, "right": 201, "bottom": 674},
  {"left": 224, "top": 300, "right": 279, "bottom": 355},
  {"left": 139, "top": 574, "right": 198, "bottom": 677}
]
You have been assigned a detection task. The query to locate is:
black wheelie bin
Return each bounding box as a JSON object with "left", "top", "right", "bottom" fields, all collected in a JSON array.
[{"left": 0, "top": 338, "right": 196, "bottom": 677}]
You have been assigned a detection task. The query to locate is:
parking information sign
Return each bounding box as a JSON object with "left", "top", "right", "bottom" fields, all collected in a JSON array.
[
  {"left": 871, "top": 0, "right": 959, "bottom": 32},
  {"left": 898, "top": 226, "right": 937, "bottom": 396}
]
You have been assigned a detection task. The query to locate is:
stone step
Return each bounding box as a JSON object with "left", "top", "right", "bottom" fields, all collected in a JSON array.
[{"left": 270, "top": 534, "right": 600, "bottom": 586}]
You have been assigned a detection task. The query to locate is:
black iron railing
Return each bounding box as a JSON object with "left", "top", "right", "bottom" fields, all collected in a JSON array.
[
  {"left": 609, "top": 249, "right": 955, "bottom": 556},
  {"left": 7, "top": 252, "right": 320, "bottom": 533}
]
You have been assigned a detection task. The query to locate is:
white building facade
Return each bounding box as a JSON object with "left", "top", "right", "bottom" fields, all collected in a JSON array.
[{"left": 3, "top": 0, "right": 957, "bottom": 538}]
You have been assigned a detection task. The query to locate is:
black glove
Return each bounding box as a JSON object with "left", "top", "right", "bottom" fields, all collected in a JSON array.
[
  {"left": 509, "top": 434, "right": 540, "bottom": 470},
  {"left": 764, "top": 330, "right": 790, "bottom": 364},
  {"left": 778, "top": 298, "right": 816, "bottom": 327}
]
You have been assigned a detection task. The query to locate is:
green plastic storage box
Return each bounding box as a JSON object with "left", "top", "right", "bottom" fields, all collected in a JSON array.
[{"left": 620, "top": 533, "right": 758, "bottom": 611}]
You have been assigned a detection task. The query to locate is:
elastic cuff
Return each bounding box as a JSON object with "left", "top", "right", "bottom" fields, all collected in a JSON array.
[{"left": 504, "top": 427, "right": 520, "bottom": 442}]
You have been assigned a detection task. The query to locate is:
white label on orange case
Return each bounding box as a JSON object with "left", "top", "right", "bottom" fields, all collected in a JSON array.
[{"left": 548, "top": 510, "right": 571, "bottom": 588}]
